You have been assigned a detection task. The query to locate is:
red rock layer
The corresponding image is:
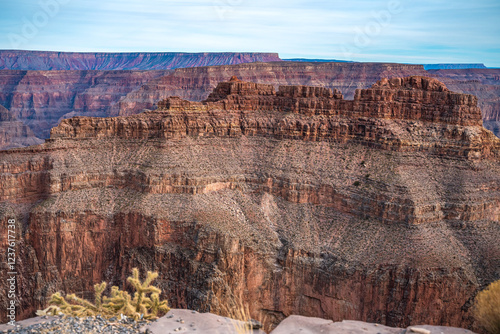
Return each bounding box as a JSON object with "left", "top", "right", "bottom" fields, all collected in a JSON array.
[{"left": 0, "top": 78, "right": 499, "bottom": 333}]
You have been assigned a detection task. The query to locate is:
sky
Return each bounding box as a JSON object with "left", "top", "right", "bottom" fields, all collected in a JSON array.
[{"left": 0, "top": 0, "right": 499, "bottom": 66}]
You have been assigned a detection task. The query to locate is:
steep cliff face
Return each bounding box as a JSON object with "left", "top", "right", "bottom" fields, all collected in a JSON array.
[
  {"left": 1, "top": 77, "right": 499, "bottom": 331},
  {"left": 428, "top": 69, "right": 500, "bottom": 137},
  {"left": 0, "top": 51, "right": 282, "bottom": 70},
  {"left": 0, "top": 105, "right": 43, "bottom": 150}
]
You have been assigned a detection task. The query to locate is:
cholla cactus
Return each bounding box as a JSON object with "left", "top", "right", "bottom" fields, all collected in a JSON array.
[{"left": 37, "top": 268, "right": 170, "bottom": 320}]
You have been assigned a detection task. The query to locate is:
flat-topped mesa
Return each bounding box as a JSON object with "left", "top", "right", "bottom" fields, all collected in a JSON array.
[
  {"left": 162, "top": 76, "right": 481, "bottom": 125},
  {"left": 51, "top": 76, "right": 499, "bottom": 160},
  {"left": 355, "top": 76, "right": 482, "bottom": 126}
]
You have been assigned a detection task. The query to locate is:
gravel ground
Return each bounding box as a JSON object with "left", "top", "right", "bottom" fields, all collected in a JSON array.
[{"left": 0, "top": 315, "right": 152, "bottom": 334}]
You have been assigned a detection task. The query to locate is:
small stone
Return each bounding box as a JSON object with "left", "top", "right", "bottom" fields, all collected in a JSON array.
[{"left": 248, "top": 319, "right": 262, "bottom": 329}]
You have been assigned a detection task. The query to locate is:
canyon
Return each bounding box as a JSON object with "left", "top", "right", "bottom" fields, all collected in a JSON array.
[
  {"left": 1, "top": 62, "right": 500, "bottom": 147},
  {"left": 0, "top": 76, "right": 499, "bottom": 332},
  {"left": 0, "top": 69, "right": 171, "bottom": 138}
]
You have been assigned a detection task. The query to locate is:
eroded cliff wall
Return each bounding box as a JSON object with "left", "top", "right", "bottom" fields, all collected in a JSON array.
[
  {"left": 2, "top": 62, "right": 500, "bottom": 147},
  {"left": 1, "top": 78, "right": 499, "bottom": 331}
]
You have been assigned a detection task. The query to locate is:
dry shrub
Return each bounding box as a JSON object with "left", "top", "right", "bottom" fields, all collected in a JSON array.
[
  {"left": 206, "top": 281, "right": 267, "bottom": 334},
  {"left": 474, "top": 279, "right": 500, "bottom": 334}
]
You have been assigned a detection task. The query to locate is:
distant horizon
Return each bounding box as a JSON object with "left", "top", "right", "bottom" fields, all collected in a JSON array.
[
  {"left": 0, "top": 49, "right": 495, "bottom": 68},
  {"left": 1, "top": 0, "right": 499, "bottom": 67}
]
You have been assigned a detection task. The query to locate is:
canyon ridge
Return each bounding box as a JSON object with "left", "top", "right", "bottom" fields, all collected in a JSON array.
[{"left": 1, "top": 61, "right": 499, "bottom": 150}]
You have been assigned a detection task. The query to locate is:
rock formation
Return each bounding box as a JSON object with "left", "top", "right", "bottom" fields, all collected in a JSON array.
[
  {"left": 2, "top": 62, "right": 500, "bottom": 146},
  {"left": 0, "top": 105, "right": 42, "bottom": 150},
  {"left": 114, "top": 62, "right": 429, "bottom": 116},
  {"left": 0, "top": 51, "right": 282, "bottom": 70},
  {"left": 428, "top": 68, "right": 500, "bottom": 137},
  {"left": 1, "top": 77, "right": 499, "bottom": 332},
  {"left": 112, "top": 63, "right": 500, "bottom": 139}
]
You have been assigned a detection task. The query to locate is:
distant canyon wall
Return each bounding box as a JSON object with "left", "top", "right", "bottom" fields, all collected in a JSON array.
[
  {"left": 0, "top": 51, "right": 282, "bottom": 70},
  {"left": 0, "top": 70, "right": 171, "bottom": 139},
  {"left": 0, "top": 105, "right": 43, "bottom": 150},
  {"left": 1, "top": 63, "right": 500, "bottom": 144}
]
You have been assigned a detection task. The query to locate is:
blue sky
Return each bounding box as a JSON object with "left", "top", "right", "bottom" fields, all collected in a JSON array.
[{"left": 1, "top": 0, "right": 499, "bottom": 66}]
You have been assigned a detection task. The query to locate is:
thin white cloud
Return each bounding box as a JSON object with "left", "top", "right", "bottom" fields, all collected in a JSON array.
[{"left": 0, "top": 0, "right": 498, "bottom": 66}]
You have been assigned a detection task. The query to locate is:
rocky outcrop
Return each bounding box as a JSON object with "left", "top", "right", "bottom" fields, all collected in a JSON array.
[
  {"left": 55, "top": 76, "right": 494, "bottom": 159},
  {"left": 1, "top": 78, "right": 499, "bottom": 333},
  {"left": 114, "top": 62, "right": 429, "bottom": 116},
  {"left": 113, "top": 63, "right": 500, "bottom": 138},
  {"left": 0, "top": 51, "right": 282, "bottom": 71},
  {"left": 428, "top": 69, "right": 500, "bottom": 137},
  {"left": 0, "top": 105, "right": 42, "bottom": 150}
]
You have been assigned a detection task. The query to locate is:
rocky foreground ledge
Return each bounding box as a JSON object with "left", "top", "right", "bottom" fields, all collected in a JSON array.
[{"left": 0, "top": 309, "right": 476, "bottom": 334}]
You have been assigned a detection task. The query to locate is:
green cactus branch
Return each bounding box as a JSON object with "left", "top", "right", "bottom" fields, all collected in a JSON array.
[{"left": 37, "top": 268, "right": 170, "bottom": 320}]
